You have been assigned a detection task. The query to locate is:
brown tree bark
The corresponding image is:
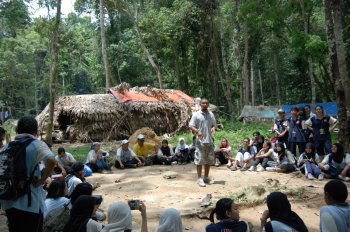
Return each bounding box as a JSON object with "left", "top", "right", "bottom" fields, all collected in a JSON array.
[
  {"left": 242, "top": 23, "right": 250, "bottom": 105},
  {"left": 100, "top": 0, "right": 112, "bottom": 91},
  {"left": 46, "top": 0, "right": 61, "bottom": 144},
  {"left": 273, "top": 52, "right": 281, "bottom": 106}
]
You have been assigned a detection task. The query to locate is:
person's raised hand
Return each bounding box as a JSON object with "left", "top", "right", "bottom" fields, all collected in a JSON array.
[{"left": 139, "top": 201, "right": 147, "bottom": 217}]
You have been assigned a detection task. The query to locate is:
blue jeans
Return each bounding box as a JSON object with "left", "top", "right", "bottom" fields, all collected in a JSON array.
[
  {"left": 304, "top": 161, "right": 321, "bottom": 176},
  {"left": 313, "top": 139, "right": 332, "bottom": 157}
]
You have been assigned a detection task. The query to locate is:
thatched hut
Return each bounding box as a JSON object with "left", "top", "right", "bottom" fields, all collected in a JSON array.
[{"left": 36, "top": 86, "right": 193, "bottom": 142}]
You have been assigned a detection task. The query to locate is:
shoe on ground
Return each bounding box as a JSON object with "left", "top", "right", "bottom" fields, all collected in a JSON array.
[
  {"left": 307, "top": 173, "right": 315, "bottom": 180},
  {"left": 248, "top": 166, "right": 256, "bottom": 171},
  {"left": 318, "top": 173, "right": 324, "bottom": 180},
  {"left": 257, "top": 166, "right": 265, "bottom": 172},
  {"left": 197, "top": 178, "right": 206, "bottom": 187},
  {"left": 171, "top": 161, "right": 177, "bottom": 165},
  {"left": 203, "top": 177, "right": 214, "bottom": 184},
  {"left": 265, "top": 167, "right": 276, "bottom": 172},
  {"left": 215, "top": 161, "right": 220, "bottom": 167},
  {"left": 230, "top": 165, "right": 238, "bottom": 171},
  {"left": 240, "top": 165, "right": 248, "bottom": 171},
  {"left": 227, "top": 161, "right": 232, "bottom": 168},
  {"left": 338, "top": 175, "right": 350, "bottom": 182}
]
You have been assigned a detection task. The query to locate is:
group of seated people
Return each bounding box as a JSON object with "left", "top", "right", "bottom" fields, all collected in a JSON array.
[
  {"left": 213, "top": 130, "right": 350, "bottom": 182},
  {"left": 42, "top": 177, "right": 349, "bottom": 232}
]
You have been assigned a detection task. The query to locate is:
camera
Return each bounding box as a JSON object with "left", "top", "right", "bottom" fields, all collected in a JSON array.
[{"left": 128, "top": 200, "right": 140, "bottom": 210}]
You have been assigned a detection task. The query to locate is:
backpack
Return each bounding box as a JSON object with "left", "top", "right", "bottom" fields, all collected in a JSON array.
[
  {"left": 43, "top": 201, "right": 71, "bottom": 232},
  {"left": 0, "top": 137, "right": 37, "bottom": 206}
]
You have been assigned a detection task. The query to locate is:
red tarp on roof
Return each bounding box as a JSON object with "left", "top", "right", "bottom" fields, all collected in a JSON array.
[{"left": 109, "top": 88, "right": 194, "bottom": 104}]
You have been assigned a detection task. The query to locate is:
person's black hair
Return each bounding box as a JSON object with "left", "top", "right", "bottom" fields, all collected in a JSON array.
[
  {"left": 332, "top": 143, "right": 345, "bottom": 163},
  {"left": 291, "top": 106, "right": 299, "bottom": 112},
  {"left": 70, "top": 183, "right": 93, "bottom": 204},
  {"left": 258, "top": 135, "right": 265, "bottom": 142},
  {"left": 253, "top": 131, "right": 260, "bottom": 136},
  {"left": 324, "top": 180, "right": 348, "bottom": 203},
  {"left": 200, "top": 98, "right": 209, "bottom": 103},
  {"left": 305, "top": 105, "right": 311, "bottom": 109},
  {"left": 0, "top": 127, "right": 6, "bottom": 135},
  {"left": 68, "top": 162, "right": 85, "bottom": 182},
  {"left": 58, "top": 147, "right": 65, "bottom": 155},
  {"left": 315, "top": 105, "right": 324, "bottom": 114},
  {"left": 275, "top": 142, "right": 286, "bottom": 159},
  {"left": 265, "top": 141, "right": 272, "bottom": 149},
  {"left": 16, "top": 116, "right": 38, "bottom": 135},
  {"left": 47, "top": 179, "right": 66, "bottom": 199},
  {"left": 243, "top": 137, "right": 250, "bottom": 142},
  {"left": 162, "top": 139, "right": 168, "bottom": 145},
  {"left": 209, "top": 198, "right": 233, "bottom": 223}
]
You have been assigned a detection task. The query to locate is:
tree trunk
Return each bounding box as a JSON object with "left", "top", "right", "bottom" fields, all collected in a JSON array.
[
  {"left": 258, "top": 59, "right": 264, "bottom": 106},
  {"left": 242, "top": 23, "right": 250, "bottom": 105},
  {"left": 324, "top": 0, "right": 349, "bottom": 150},
  {"left": 45, "top": 0, "right": 61, "bottom": 144},
  {"left": 125, "top": 7, "right": 163, "bottom": 89},
  {"left": 100, "top": 0, "right": 112, "bottom": 91},
  {"left": 250, "top": 60, "right": 255, "bottom": 106},
  {"left": 273, "top": 52, "right": 281, "bottom": 105},
  {"left": 300, "top": 0, "right": 316, "bottom": 104}
]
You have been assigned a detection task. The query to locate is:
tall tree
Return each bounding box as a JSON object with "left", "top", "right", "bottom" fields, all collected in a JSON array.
[
  {"left": 45, "top": 0, "right": 61, "bottom": 144},
  {"left": 100, "top": 0, "right": 112, "bottom": 90}
]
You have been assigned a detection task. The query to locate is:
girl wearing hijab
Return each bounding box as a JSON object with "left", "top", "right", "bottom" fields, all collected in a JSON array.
[
  {"left": 174, "top": 138, "right": 189, "bottom": 164},
  {"left": 214, "top": 138, "right": 232, "bottom": 167},
  {"left": 297, "top": 143, "right": 322, "bottom": 180},
  {"left": 85, "top": 142, "right": 111, "bottom": 172},
  {"left": 318, "top": 143, "right": 350, "bottom": 180},
  {"left": 156, "top": 208, "right": 183, "bottom": 232},
  {"left": 66, "top": 162, "right": 87, "bottom": 196},
  {"left": 206, "top": 198, "right": 249, "bottom": 232},
  {"left": 64, "top": 195, "right": 101, "bottom": 232},
  {"left": 157, "top": 139, "right": 177, "bottom": 165},
  {"left": 260, "top": 192, "right": 308, "bottom": 232}
]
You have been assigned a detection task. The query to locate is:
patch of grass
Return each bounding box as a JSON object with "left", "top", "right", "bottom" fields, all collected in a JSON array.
[{"left": 64, "top": 144, "right": 91, "bottom": 163}]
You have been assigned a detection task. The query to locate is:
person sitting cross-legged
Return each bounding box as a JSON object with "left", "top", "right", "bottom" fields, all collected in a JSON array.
[
  {"left": 249, "top": 141, "right": 274, "bottom": 172},
  {"left": 55, "top": 147, "right": 76, "bottom": 168},
  {"left": 115, "top": 139, "right": 142, "bottom": 169},
  {"left": 214, "top": 138, "right": 232, "bottom": 167},
  {"left": 175, "top": 137, "right": 190, "bottom": 165},
  {"left": 85, "top": 142, "right": 111, "bottom": 173},
  {"left": 298, "top": 142, "right": 323, "bottom": 180},
  {"left": 268, "top": 142, "right": 296, "bottom": 173},
  {"left": 231, "top": 138, "right": 256, "bottom": 171},
  {"left": 157, "top": 139, "right": 177, "bottom": 165},
  {"left": 320, "top": 180, "right": 350, "bottom": 232},
  {"left": 133, "top": 134, "right": 158, "bottom": 166}
]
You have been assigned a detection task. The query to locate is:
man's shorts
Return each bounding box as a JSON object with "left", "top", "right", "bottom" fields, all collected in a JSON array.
[{"left": 194, "top": 141, "right": 215, "bottom": 165}]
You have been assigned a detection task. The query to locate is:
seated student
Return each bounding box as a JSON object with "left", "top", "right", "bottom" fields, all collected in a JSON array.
[
  {"left": 56, "top": 147, "right": 76, "bottom": 168},
  {"left": 66, "top": 162, "right": 86, "bottom": 196},
  {"left": 63, "top": 195, "right": 102, "bottom": 232},
  {"left": 298, "top": 142, "right": 323, "bottom": 180},
  {"left": 87, "top": 201, "right": 148, "bottom": 232},
  {"left": 115, "top": 139, "right": 142, "bottom": 169},
  {"left": 0, "top": 126, "right": 6, "bottom": 152},
  {"left": 175, "top": 137, "right": 190, "bottom": 164},
  {"left": 320, "top": 180, "right": 350, "bottom": 232},
  {"left": 260, "top": 192, "right": 308, "bottom": 232},
  {"left": 269, "top": 142, "right": 296, "bottom": 173},
  {"left": 250, "top": 131, "right": 260, "bottom": 147},
  {"left": 231, "top": 138, "right": 256, "bottom": 171},
  {"left": 85, "top": 142, "right": 111, "bottom": 172},
  {"left": 133, "top": 134, "right": 158, "bottom": 166},
  {"left": 249, "top": 141, "right": 274, "bottom": 172},
  {"left": 44, "top": 179, "right": 70, "bottom": 218},
  {"left": 156, "top": 208, "right": 183, "bottom": 232},
  {"left": 206, "top": 198, "right": 249, "bottom": 232},
  {"left": 318, "top": 143, "right": 350, "bottom": 180},
  {"left": 157, "top": 139, "right": 177, "bottom": 165},
  {"left": 255, "top": 135, "right": 265, "bottom": 153},
  {"left": 214, "top": 138, "right": 232, "bottom": 167},
  {"left": 188, "top": 135, "right": 196, "bottom": 162}
]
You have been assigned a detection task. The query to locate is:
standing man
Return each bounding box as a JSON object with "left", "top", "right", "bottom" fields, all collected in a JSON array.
[
  {"left": 0, "top": 116, "right": 56, "bottom": 232},
  {"left": 273, "top": 109, "right": 288, "bottom": 146},
  {"left": 189, "top": 98, "right": 216, "bottom": 187}
]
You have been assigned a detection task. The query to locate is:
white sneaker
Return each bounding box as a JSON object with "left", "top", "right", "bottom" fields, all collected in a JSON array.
[
  {"left": 338, "top": 175, "right": 350, "bottom": 182},
  {"left": 248, "top": 166, "right": 255, "bottom": 171},
  {"left": 266, "top": 167, "right": 276, "bottom": 172},
  {"left": 318, "top": 173, "right": 324, "bottom": 180},
  {"left": 307, "top": 173, "right": 315, "bottom": 180},
  {"left": 197, "top": 178, "right": 206, "bottom": 187},
  {"left": 227, "top": 161, "right": 232, "bottom": 168},
  {"left": 203, "top": 177, "right": 214, "bottom": 184},
  {"left": 171, "top": 161, "right": 178, "bottom": 165},
  {"left": 257, "top": 166, "right": 265, "bottom": 172}
]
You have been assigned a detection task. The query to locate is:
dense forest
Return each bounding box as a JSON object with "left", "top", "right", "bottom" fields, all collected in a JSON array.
[{"left": 0, "top": 0, "right": 349, "bottom": 118}]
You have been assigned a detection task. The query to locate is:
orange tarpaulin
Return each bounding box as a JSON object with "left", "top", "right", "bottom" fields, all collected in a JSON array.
[{"left": 109, "top": 88, "right": 194, "bottom": 104}]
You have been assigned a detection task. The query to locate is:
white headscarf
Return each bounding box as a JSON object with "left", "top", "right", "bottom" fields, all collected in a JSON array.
[
  {"left": 156, "top": 208, "right": 183, "bottom": 232},
  {"left": 100, "top": 202, "right": 132, "bottom": 232},
  {"left": 177, "top": 138, "right": 188, "bottom": 150}
]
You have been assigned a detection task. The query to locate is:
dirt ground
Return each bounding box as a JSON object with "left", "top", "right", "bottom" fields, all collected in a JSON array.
[{"left": 1, "top": 163, "right": 349, "bottom": 232}]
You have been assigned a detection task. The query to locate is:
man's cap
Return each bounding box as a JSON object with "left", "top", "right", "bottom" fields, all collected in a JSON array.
[
  {"left": 278, "top": 109, "right": 285, "bottom": 113},
  {"left": 137, "top": 134, "right": 145, "bottom": 140},
  {"left": 121, "top": 139, "right": 129, "bottom": 145}
]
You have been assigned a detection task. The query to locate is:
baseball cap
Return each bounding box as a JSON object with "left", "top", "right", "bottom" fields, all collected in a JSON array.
[
  {"left": 137, "top": 134, "right": 145, "bottom": 140},
  {"left": 278, "top": 109, "right": 285, "bottom": 113},
  {"left": 121, "top": 139, "right": 129, "bottom": 145}
]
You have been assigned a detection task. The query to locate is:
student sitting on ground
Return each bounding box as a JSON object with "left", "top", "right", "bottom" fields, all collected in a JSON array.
[
  {"left": 269, "top": 142, "right": 296, "bottom": 173},
  {"left": 63, "top": 195, "right": 102, "bottom": 232},
  {"left": 320, "top": 180, "right": 350, "bottom": 232},
  {"left": 66, "top": 162, "right": 87, "bottom": 196},
  {"left": 298, "top": 143, "right": 323, "bottom": 180},
  {"left": 175, "top": 137, "right": 190, "bottom": 164},
  {"left": 115, "top": 139, "right": 142, "bottom": 169},
  {"left": 254, "top": 135, "right": 265, "bottom": 153},
  {"left": 214, "top": 138, "right": 232, "bottom": 167},
  {"left": 249, "top": 141, "right": 274, "bottom": 172},
  {"left": 260, "top": 192, "right": 308, "bottom": 232},
  {"left": 206, "top": 198, "right": 249, "bottom": 232},
  {"left": 250, "top": 131, "right": 260, "bottom": 148},
  {"left": 156, "top": 208, "right": 183, "bottom": 232},
  {"left": 318, "top": 143, "right": 350, "bottom": 180},
  {"left": 188, "top": 135, "right": 196, "bottom": 162},
  {"left": 231, "top": 138, "right": 256, "bottom": 171},
  {"left": 44, "top": 179, "right": 69, "bottom": 218},
  {"left": 157, "top": 139, "right": 177, "bottom": 165},
  {"left": 56, "top": 147, "right": 76, "bottom": 168},
  {"left": 133, "top": 134, "right": 158, "bottom": 166},
  {"left": 85, "top": 142, "right": 111, "bottom": 173}
]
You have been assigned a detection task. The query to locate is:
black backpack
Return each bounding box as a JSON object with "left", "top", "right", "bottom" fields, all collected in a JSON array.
[{"left": 0, "top": 137, "right": 37, "bottom": 206}]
